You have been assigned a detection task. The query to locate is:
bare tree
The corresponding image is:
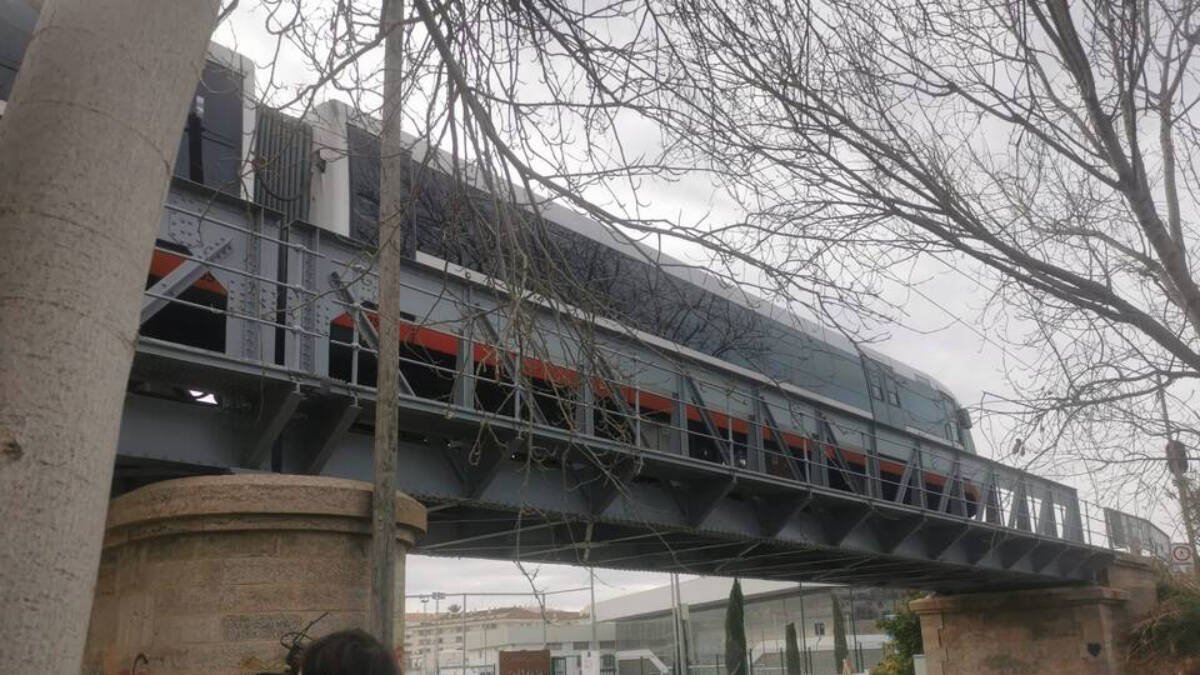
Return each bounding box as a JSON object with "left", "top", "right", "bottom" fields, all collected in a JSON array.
[
  {"left": 596, "top": 0, "right": 1200, "bottom": 518},
  {"left": 0, "top": 1, "right": 220, "bottom": 672},
  {"left": 217, "top": 0, "right": 1199, "bottom": 550}
]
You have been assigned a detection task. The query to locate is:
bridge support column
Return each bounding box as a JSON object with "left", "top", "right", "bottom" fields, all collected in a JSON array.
[
  {"left": 81, "top": 474, "right": 426, "bottom": 675},
  {"left": 910, "top": 555, "right": 1157, "bottom": 675}
]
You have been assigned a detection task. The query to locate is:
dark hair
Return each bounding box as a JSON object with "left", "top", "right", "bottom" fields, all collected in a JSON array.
[{"left": 300, "top": 628, "right": 398, "bottom": 675}]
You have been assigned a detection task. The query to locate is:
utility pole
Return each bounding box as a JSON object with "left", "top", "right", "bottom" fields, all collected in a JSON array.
[
  {"left": 370, "top": 0, "right": 407, "bottom": 648},
  {"left": 797, "top": 585, "right": 808, "bottom": 675},
  {"left": 590, "top": 568, "right": 599, "bottom": 651},
  {"left": 847, "top": 590, "right": 859, "bottom": 672},
  {"left": 670, "top": 573, "right": 689, "bottom": 675},
  {"left": 434, "top": 592, "right": 445, "bottom": 675},
  {"left": 541, "top": 592, "right": 548, "bottom": 647},
  {"left": 587, "top": 569, "right": 599, "bottom": 675},
  {"left": 668, "top": 573, "right": 679, "bottom": 675}
]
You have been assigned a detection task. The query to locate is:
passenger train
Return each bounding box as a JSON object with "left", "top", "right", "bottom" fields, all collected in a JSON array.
[{"left": 0, "top": 26, "right": 984, "bottom": 514}]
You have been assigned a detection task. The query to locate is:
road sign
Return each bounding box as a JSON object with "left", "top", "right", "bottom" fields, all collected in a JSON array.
[{"left": 1171, "top": 543, "right": 1194, "bottom": 574}]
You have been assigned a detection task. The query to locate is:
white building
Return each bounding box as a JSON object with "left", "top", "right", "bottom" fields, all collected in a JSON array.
[
  {"left": 404, "top": 578, "right": 906, "bottom": 675},
  {"left": 594, "top": 577, "right": 904, "bottom": 675},
  {"left": 405, "top": 606, "right": 616, "bottom": 675}
]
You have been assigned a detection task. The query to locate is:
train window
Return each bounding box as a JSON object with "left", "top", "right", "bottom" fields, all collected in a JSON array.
[
  {"left": 866, "top": 370, "right": 884, "bottom": 400},
  {"left": 941, "top": 396, "right": 962, "bottom": 442},
  {"left": 945, "top": 418, "right": 963, "bottom": 443},
  {"left": 879, "top": 365, "right": 902, "bottom": 406},
  {"left": 172, "top": 60, "right": 246, "bottom": 196}
]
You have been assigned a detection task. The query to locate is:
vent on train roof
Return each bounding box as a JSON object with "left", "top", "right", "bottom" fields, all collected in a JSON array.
[{"left": 254, "top": 107, "right": 312, "bottom": 223}]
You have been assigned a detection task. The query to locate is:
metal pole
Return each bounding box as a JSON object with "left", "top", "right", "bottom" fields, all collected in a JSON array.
[
  {"left": 670, "top": 573, "right": 685, "bottom": 675},
  {"left": 848, "top": 590, "right": 858, "bottom": 672},
  {"left": 590, "top": 568, "right": 599, "bottom": 653},
  {"left": 462, "top": 594, "right": 469, "bottom": 675},
  {"left": 435, "top": 594, "right": 442, "bottom": 675},
  {"left": 796, "top": 585, "right": 807, "bottom": 675}
]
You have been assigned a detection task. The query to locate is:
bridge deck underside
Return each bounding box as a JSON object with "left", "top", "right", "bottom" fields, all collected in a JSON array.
[{"left": 116, "top": 344, "right": 1113, "bottom": 593}]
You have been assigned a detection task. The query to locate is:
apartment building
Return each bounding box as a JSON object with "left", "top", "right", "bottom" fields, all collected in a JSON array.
[{"left": 405, "top": 606, "right": 616, "bottom": 675}]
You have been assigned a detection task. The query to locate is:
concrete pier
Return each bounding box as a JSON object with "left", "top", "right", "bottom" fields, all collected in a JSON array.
[
  {"left": 81, "top": 474, "right": 426, "bottom": 675},
  {"left": 911, "top": 555, "right": 1158, "bottom": 675}
]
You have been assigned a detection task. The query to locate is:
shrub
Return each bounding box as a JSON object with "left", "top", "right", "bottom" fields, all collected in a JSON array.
[
  {"left": 1129, "top": 574, "right": 1200, "bottom": 673},
  {"left": 870, "top": 594, "right": 923, "bottom": 675}
]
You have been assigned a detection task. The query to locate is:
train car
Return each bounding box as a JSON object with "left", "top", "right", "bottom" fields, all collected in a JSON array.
[
  {"left": 282, "top": 99, "right": 980, "bottom": 512},
  {"left": 299, "top": 100, "right": 975, "bottom": 444},
  {"left": 148, "top": 78, "right": 986, "bottom": 512},
  {"left": 0, "top": 17, "right": 986, "bottom": 516}
]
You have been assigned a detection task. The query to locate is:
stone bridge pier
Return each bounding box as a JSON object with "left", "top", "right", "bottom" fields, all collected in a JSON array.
[
  {"left": 81, "top": 474, "right": 426, "bottom": 675},
  {"left": 911, "top": 555, "right": 1158, "bottom": 675}
]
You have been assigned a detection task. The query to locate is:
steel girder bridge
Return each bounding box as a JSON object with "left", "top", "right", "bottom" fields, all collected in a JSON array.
[{"left": 116, "top": 180, "right": 1169, "bottom": 593}]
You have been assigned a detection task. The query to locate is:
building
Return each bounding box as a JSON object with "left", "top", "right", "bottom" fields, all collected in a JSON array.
[
  {"left": 595, "top": 578, "right": 908, "bottom": 675},
  {"left": 402, "top": 577, "right": 908, "bottom": 675},
  {"left": 405, "top": 605, "right": 616, "bottom": 675}
]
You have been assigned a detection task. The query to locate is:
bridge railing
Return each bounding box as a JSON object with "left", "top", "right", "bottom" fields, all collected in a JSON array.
[{"left": 140, "top": 181, "right": 1173, "bottom": 562}]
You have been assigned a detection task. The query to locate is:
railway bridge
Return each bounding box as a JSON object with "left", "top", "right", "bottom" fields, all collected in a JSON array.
[
  {"left": 116, "top": 177, "right": 1168, "bottom": 596},
  {"left": 0, "top": 14, "right": 1170, "bottom": 672},
  {"left": 98, "top": 176, "right": 1172, "bottom": 675}
]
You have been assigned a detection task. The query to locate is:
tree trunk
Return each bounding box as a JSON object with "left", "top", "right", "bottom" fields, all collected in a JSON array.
[
  {"left": 369, "top": 0, "right": 407, "bottom": 649},
  {"left": 0, "top": 1, "right": 219, "bottom": 672},
  {"left": 832, "top": 595, "right": 849, "bottom": 674},
  {"left": 784, "top": 623, "right": 802, "bottom": 675}
]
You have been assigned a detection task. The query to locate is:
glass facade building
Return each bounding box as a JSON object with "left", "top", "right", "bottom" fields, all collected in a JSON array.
[{"left": 606, "top": 581, "right": 908, "bottom": 675}]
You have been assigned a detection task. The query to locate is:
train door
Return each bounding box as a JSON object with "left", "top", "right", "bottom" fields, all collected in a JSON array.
[{"left": 863, "top": 360, "right": 904, "bottom": 428}]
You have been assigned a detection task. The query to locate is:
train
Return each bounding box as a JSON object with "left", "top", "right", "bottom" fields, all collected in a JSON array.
[{"left": 1, "top": 28, "right": 988, "bottom": 517}]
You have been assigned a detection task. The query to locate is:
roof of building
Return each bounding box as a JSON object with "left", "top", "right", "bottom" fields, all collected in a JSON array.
[
  {"left": 407, "top": 605, "right": 586, "bottom": 626},
  {"left": 593, "top": 577, "right": 839, "bottom": 622}
]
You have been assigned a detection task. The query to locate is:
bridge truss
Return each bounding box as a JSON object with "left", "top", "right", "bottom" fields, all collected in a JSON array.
[{"left": 115, "top": 181, "right": 1170, "bottom": 593}]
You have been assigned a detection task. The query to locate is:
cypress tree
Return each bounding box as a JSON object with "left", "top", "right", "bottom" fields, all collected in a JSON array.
[
  {"left": 725, "top": 579, "right": 749, "bottom": 675},
  {"left": 784, "top": 622, "right": 802, "bottom": 675},
  {"left": 832, "top": 595, "right": 849, "bottom": 673}
]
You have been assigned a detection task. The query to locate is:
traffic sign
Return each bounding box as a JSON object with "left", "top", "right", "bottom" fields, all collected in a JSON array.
[{"left": 1171, "top": 543, "right": 1194, "bottom": 574}]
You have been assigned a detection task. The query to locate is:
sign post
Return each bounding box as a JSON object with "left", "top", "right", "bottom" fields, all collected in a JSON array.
[{"left": 1171, "top": 542, "right": 1195, "bottom": 575}]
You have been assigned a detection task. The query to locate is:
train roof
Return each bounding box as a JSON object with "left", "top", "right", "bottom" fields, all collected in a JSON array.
[{"left": 304, "top": 101, "right": 958, "bottom": 401}]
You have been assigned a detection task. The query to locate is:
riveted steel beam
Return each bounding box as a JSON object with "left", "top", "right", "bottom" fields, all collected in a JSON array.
[
  {"left": 302, "top": 397, "right": 362, "bottom": 475},
  {"left": 242, "top": 386, "right": 303, "bottom": 469},
  {"left": 141, "top": 236, "right": 234, "bottom": 324}
]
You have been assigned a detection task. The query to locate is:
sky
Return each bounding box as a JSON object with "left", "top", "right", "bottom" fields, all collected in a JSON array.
[
  {"left": 404, "top": 556, "right": 675, "bottom": 613},
  {"left": 209, "top": 4, "right": 1186, "bottom": 606}
]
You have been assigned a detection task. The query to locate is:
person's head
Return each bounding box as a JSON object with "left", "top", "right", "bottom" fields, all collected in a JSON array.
[{"left": 300, "top": 629, "right": 398, "bottom": 675}]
